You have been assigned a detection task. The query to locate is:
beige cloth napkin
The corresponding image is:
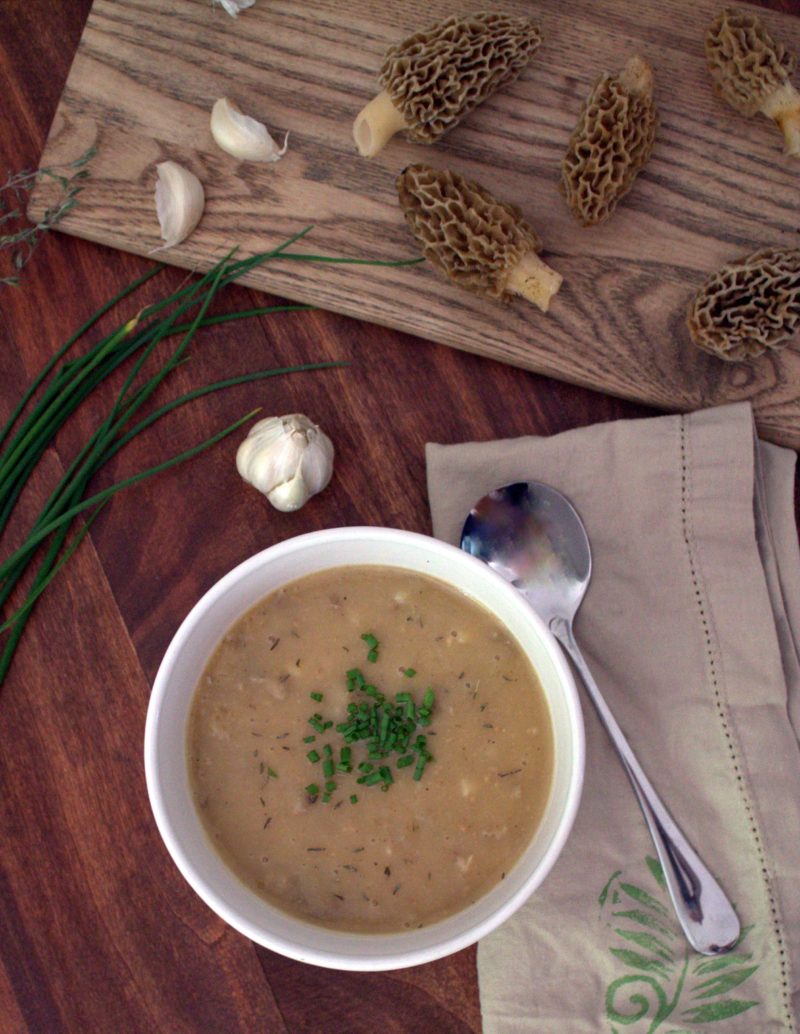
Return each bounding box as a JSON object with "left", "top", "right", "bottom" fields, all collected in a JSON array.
[{"left": 426, "top": 402, "right": 800, "bottom": 1034}]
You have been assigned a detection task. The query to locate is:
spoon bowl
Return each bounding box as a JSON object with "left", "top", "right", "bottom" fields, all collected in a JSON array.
[
  {"left": 462, "top": 481, "right": 741, "bottom": 957},
  {"left": 461, "top": 481, "right": 590, "bottom": 627}
]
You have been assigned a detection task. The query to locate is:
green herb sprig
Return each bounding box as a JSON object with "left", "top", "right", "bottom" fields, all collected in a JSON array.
[
  {"left": 1, "top": 147, "right": 95, "bottom": 287},
  {"left": 0, "top": 228, "right": 421, "bottom": 685}
]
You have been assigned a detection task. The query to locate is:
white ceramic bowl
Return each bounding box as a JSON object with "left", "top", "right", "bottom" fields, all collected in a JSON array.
[{"left": 145, "top": 527, "right": 584, "bottom": 971}]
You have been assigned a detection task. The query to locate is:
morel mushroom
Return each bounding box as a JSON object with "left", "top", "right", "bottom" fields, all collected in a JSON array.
[
  {"left": 705, "top": 8, "right": 800, "bottom": 157},
  {"left": 561, "top": 56, "right": 658, "bottom": 227},
  {"left": 354, "top": 13, "right": 541, "bottom": 158},
  {"left": 687, "top": 247, "right": 800, "bottom": 361},
  {"left": 397, "top": 164, "right": 562, "bottom": 311}
]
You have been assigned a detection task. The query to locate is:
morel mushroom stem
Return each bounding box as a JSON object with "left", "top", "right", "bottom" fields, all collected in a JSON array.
[
  {"left": 760, "top": 82, "right": 800, "bottom": 156},
  {"left": 619, "top": 54, "right": 654, "bottom": 97},
  {"left": 353, "top": 90, "right": 409, "bottom": 158},
  {"left": 506, "top": 253, "right": 563, "bottom": 312}
]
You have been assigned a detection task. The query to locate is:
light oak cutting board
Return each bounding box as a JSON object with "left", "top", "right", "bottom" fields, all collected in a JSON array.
[{"left": 29, "top": 0, "right": 800, "bottom": 447}]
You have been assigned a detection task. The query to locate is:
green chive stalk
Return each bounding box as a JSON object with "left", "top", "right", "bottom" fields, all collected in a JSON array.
[{"left": 0, "top": 229, "right": 421, "bottom": 685}]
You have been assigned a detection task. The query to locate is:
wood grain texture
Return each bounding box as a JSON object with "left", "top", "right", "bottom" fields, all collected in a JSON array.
[
  {"left": 1, "top": 1, "right": 798, "bottom": 1032},
  {"left": 27, "top": 0, "right": 800, "bottom": 447}
]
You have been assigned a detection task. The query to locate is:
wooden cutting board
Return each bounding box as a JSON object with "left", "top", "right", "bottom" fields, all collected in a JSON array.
[{"left": 29, "top": 0, "right": 800, "bottom": 447}]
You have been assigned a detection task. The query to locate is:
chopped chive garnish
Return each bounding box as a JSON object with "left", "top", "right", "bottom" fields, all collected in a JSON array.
[
  {"left": 350, "top": 794, "right": 358, "bottom": 804},
  {"left": 361, "top": 633, "right": 380, "bottom": 662},
  {"left": 267, "top": 767, "right": 278, "bottom": 779},
  {"left": 300, "top": 636, "right": 437, "bottom": 797},
  {"left": 322, "top": 792, "right": 331, "bottom": 803},
  {"left": 305, "top": 783, "right": 319, "bottom": 796},
  {"left": 346, "top": 667, "right": 365, "bottom": 691}
]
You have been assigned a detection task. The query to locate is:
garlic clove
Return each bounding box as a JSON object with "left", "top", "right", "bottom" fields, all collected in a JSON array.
[
  {"left": 236, "top": 417, "right": 301, "bottom": 495},
  {"left": 267, "top": 471, "right": 311, "bottom": 512},
  {"left": 210, "top": 97, "right": 288, "bottom": 162},
  {"left": 298, "top": 429, "right": 334, "bottom": 496},
  {"left": 154, "top": 161, "right": 205, "bottom": 248},
  {"left": 236, "top": 414, "right": 334, "bottom": 512}
]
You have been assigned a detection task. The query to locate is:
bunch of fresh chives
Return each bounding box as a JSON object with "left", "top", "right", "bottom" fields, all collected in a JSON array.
[{"left": 0, "top": 228, "right": 418, "bottom": 685}]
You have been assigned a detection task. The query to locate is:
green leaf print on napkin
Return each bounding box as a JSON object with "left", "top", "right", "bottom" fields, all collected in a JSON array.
[{"left": 600, "top": 858, "right": 759, "bottom": 1032}]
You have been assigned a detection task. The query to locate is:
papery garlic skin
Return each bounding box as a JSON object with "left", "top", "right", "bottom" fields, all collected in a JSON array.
[
  {"left": 154, "top": 161, "right": 205, "bottom": 248},
  {"left": 214, "top": 0, "right": 256, "bottom": 16},
  {"left": 210, "top": 98, "right": 288, "bottom": 162},
  {"left": 236, "top": 414, "right": 334, "bottom": 512}
]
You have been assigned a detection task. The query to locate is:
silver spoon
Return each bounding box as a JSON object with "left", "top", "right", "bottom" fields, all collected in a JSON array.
[{"left": 461, "top": 481, "right": 740, "bottom": 956}]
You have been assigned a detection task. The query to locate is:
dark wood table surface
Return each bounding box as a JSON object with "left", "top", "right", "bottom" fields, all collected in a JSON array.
[{"left": 1, "top": 2, "right": 798, "bottom": 1031}]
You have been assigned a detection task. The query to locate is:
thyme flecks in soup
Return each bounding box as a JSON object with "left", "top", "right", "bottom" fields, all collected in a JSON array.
[{"left": 187, "top": 566, "right": 554, "bottom": 932}]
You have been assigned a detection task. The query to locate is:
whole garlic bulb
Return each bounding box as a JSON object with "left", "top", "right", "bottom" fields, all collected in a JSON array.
[{"left": 236, "top": 414, "right": 334, "bottom": 512}]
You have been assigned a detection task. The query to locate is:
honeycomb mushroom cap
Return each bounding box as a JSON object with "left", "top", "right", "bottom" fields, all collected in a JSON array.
[
  {"left": 380, "top": 13, "right": 541, "bottom": 144},
  {"left": 705, "top": 7, "right": 795, "bottom": 117},
  {"left": 561, "top": 56, "right": 658, "bottom": 227},
  {"left": 687, "top": 247, "right": 800, "bottom": 361},
  {"left": 396, "top": 163, "right": 540, "bottom": 302}
]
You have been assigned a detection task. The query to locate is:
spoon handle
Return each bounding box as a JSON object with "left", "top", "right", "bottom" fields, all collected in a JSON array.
[{"left": 550, "top": 616, "right": 741, "bottom": 956}]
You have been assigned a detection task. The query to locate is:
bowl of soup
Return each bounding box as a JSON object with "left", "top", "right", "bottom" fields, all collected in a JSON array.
[{"left": 145, "top": 527, "right": 584, "bottom": 970}]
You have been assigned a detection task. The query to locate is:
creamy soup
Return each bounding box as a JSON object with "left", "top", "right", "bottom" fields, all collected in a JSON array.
[{"left": 187, "top": 566, "right": 553, "bottom": 932}]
